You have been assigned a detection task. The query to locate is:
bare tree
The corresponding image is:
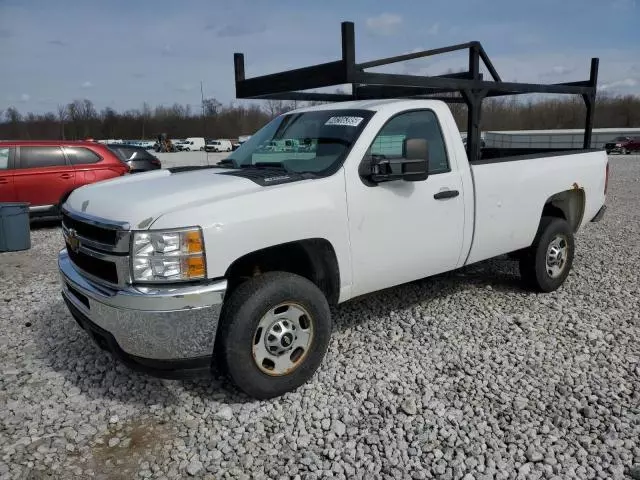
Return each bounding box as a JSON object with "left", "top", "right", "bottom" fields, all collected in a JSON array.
[
  {"left": 1, "top": 95, "right": 639, "bottom": 141},
  {"left": 5, "top": 107, "right": 23, "bottom": 139},
  {"left": 56, "top": 104, "right": 67, "bottom": 139},
  {"left": 264, "top": 99, "right": 293, "bottom": 118},
  {"left": 141, "top": 102, "right": 152, "bottom": 139},
  {"left": 203, "top": 98, "right": 222, "bottom": 116}
]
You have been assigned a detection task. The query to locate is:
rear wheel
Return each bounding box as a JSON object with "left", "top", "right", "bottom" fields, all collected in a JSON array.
[
  {"left": 519, "top": 216, "right": 574, "bottom": 292},
  {"left": 217, "top": 272, "right": 331, "bottom": 399}
]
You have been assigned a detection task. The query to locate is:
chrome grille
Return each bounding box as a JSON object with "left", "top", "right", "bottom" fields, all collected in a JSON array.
[
  {"left": 61, "top": 208, "right": 131, "bottom": 254},
  {"left": 62, "top": 207, "right": 131, "bottom": 286}
]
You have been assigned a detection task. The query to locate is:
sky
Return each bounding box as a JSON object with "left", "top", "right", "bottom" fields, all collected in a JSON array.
[{"left": 1, "top": 0, "right": 639, "bottom": 114}]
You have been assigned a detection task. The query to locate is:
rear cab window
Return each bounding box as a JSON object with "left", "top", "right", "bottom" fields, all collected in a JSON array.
[
  {"left": 368, "top": 110, "right": 450, "bottom": 175},
  {"left": 19, "top": 146, "right": 67, "bottom": 168}
]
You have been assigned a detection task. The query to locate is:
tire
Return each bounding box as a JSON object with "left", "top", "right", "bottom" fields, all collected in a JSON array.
[
  {"left": 217, "top": 272, "right": 331, "bottom": 399},
  {"left": 519, "top": 216, "right": 575, "bottom": 292},
  {"left": 621, "top": 147, "right": 628, "bottom": 155}
]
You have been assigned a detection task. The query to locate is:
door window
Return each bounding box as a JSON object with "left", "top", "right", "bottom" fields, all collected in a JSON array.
[
  {"left": 369, "top": 110, "right": 450, "bottom": 174},
  {"left": 20, "top": 146, "right": 66, "bottom": 168}
]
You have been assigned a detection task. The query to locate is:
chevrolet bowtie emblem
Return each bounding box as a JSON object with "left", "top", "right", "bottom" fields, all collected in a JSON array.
[{"left": 67, "top": 228, "right": 80, "bottom": 253}]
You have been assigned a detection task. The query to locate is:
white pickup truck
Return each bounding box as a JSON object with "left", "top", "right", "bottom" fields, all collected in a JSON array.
[
  {"left": 58, "top": 99, "right": 608, "bottom": 398},
  {"left": 58, "top": 27, "right": 608, "bottom": 398}
]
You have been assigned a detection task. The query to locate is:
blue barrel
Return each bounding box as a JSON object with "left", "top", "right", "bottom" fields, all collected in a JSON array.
[{"left": 0, "top": 203, "right": 31, "bottom": 252}]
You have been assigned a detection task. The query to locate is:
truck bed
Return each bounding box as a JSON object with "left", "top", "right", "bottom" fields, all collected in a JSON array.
[{"left": 464, "top": 149, "right": 607, "bottom": 265}]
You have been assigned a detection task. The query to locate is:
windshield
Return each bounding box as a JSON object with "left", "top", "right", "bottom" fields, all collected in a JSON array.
[{"left": 227, "top": 109, "right": 374, "bottom": 175}]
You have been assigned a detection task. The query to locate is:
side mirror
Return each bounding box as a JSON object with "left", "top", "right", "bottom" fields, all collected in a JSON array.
[{"left": 362, "top": 138, "right": 429, "bottom": 184}]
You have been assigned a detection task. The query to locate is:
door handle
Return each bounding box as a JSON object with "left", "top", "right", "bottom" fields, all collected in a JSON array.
[
  {"left": 0, "top": 178, "right": 8, "bottom": 184},
  {"left": 434, "top": 189, "right": 459, "bottom": 200},
  {"left": 60, "top": 174, "right": 73, "bottom": 179}
]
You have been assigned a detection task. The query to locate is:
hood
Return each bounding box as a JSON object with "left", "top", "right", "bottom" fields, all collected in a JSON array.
[{"left": 66, "top": 168, "right": 261, "bottom": 229}]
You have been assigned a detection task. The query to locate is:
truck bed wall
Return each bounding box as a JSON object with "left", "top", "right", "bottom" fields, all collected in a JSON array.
[
  {"left": 465, "top": 150, "right": 607, "bottom": 265},
  {"left": 479, "top": 147, "right": 596, "bottom": 161}
]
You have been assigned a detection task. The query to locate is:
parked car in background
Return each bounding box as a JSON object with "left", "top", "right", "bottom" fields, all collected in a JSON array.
[
  {"left": 184, "top": 137, "right": 206, "bottom": 151},
  {"left": 204, "top": 139, "right": 232, "bottom": 152},
  {"left": 174, "top": 140, "right": 189, "bottom": 151},
  {"left": 232, "top": 134, "right": 252, "bottom": 150},
  {"left": 138, "top": 141, "right": 156, "bottom": 150},
  {"left": 106, "top": 144, "right": 161, "bottom": 173},
  {"left": 174, "top": 138, "right": 205, "bottom": 151},
  {"left": 604, "top": 136, "right": 640, "bottom": 154},
  {"left": 0, "top": 140, "right": 128, "bottom": 218}
]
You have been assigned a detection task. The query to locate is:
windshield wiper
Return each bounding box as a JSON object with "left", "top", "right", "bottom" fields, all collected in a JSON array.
[
  {"left": 241, "top": 162, "right": 291, "bottom": 172},
  {"left": 215, "top": 158, "right": 238, "bottom": 168},
  {"left": 238, "top": 161, "right": 318, "bottom": 178}
]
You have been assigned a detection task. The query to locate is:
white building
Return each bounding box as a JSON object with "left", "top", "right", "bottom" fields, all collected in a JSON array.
[{"left": 482, "top": 128, "right": 640, "bottom": 149}]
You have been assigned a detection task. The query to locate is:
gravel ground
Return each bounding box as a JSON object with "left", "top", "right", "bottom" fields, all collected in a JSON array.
[{"left": 1, "top": 155, "right": 639, "bottom": 480}]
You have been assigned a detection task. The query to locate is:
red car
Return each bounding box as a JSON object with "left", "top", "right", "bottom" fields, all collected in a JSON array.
[
  {"left": 604, "top": 136, "right": 640, "bottom": 155},
  {"left": 0, "top": 140, "right": 129, "bottom": 218}
]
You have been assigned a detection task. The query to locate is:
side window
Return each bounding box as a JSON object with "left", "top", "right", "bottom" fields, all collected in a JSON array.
[
  {"left": 111, "top": 147, "right": 134, "bottom": 161},
  {"left": 369, "top": 110, "right": 450, "bottom": 175},
  {"left": 63, "top": 147, "right": 101, "bottom": 165},
  {"left": 132, "top": 148, "right": 153, "bottom": 159},
  {"left": 20, "top": 146, "right": 66, "bottom": 168},
  {"left": 0, "top": 148, "right": 10, "bottom": 169}
]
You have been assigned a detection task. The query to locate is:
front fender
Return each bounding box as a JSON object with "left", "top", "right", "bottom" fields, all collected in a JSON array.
[{"left": 151, "top": 172, "right": 353, "bottom": 297}]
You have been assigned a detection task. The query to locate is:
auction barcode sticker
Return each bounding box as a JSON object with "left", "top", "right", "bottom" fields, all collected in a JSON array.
[{"left": 325, "top": 116, "right": 364, "bottom": 127}]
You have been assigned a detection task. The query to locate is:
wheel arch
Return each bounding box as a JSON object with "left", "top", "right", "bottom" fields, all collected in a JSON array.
[
  {"left": 224, "top": 238, "right": 341, "bottom": 305},
  {"left": 541, "top": 187, "right": 585, "bottom": 232}
]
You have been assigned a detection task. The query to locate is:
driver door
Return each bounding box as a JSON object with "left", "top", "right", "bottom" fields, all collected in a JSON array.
[{"left": 344, "top": 109, "right": 466, "bottom": 297}]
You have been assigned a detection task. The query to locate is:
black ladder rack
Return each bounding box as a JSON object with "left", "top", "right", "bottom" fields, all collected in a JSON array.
[{"left": 233, "top": 21, "right": 598, "bottom": 162}]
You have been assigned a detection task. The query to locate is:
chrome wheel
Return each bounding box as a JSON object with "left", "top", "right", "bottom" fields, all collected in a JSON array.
[
  {"left": 546, "top": 234, "right": 569, "bottom": 278},
  {"left": 252, "top": 303, "right": 314, "bottom": 376}
]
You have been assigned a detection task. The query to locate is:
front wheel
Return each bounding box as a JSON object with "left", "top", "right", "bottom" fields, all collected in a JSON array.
[
  {"left": 519, "top": 216, "right": 575, "bottom": 292},
  {"left": 217, "top": 272, "right": 331, "bottom": 399},
  {"left": 621, "top": 147, "right": 628, "bottom": 155}
]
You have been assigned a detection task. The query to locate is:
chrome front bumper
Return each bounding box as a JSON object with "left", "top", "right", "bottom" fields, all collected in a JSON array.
[{"left": 59, "top": 249, "right": 226, "bottom": 362}]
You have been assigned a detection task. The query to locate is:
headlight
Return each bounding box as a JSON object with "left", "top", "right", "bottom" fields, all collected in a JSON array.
[{"left": 131, "top": 227, "right": 206, "bottom": 282}]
